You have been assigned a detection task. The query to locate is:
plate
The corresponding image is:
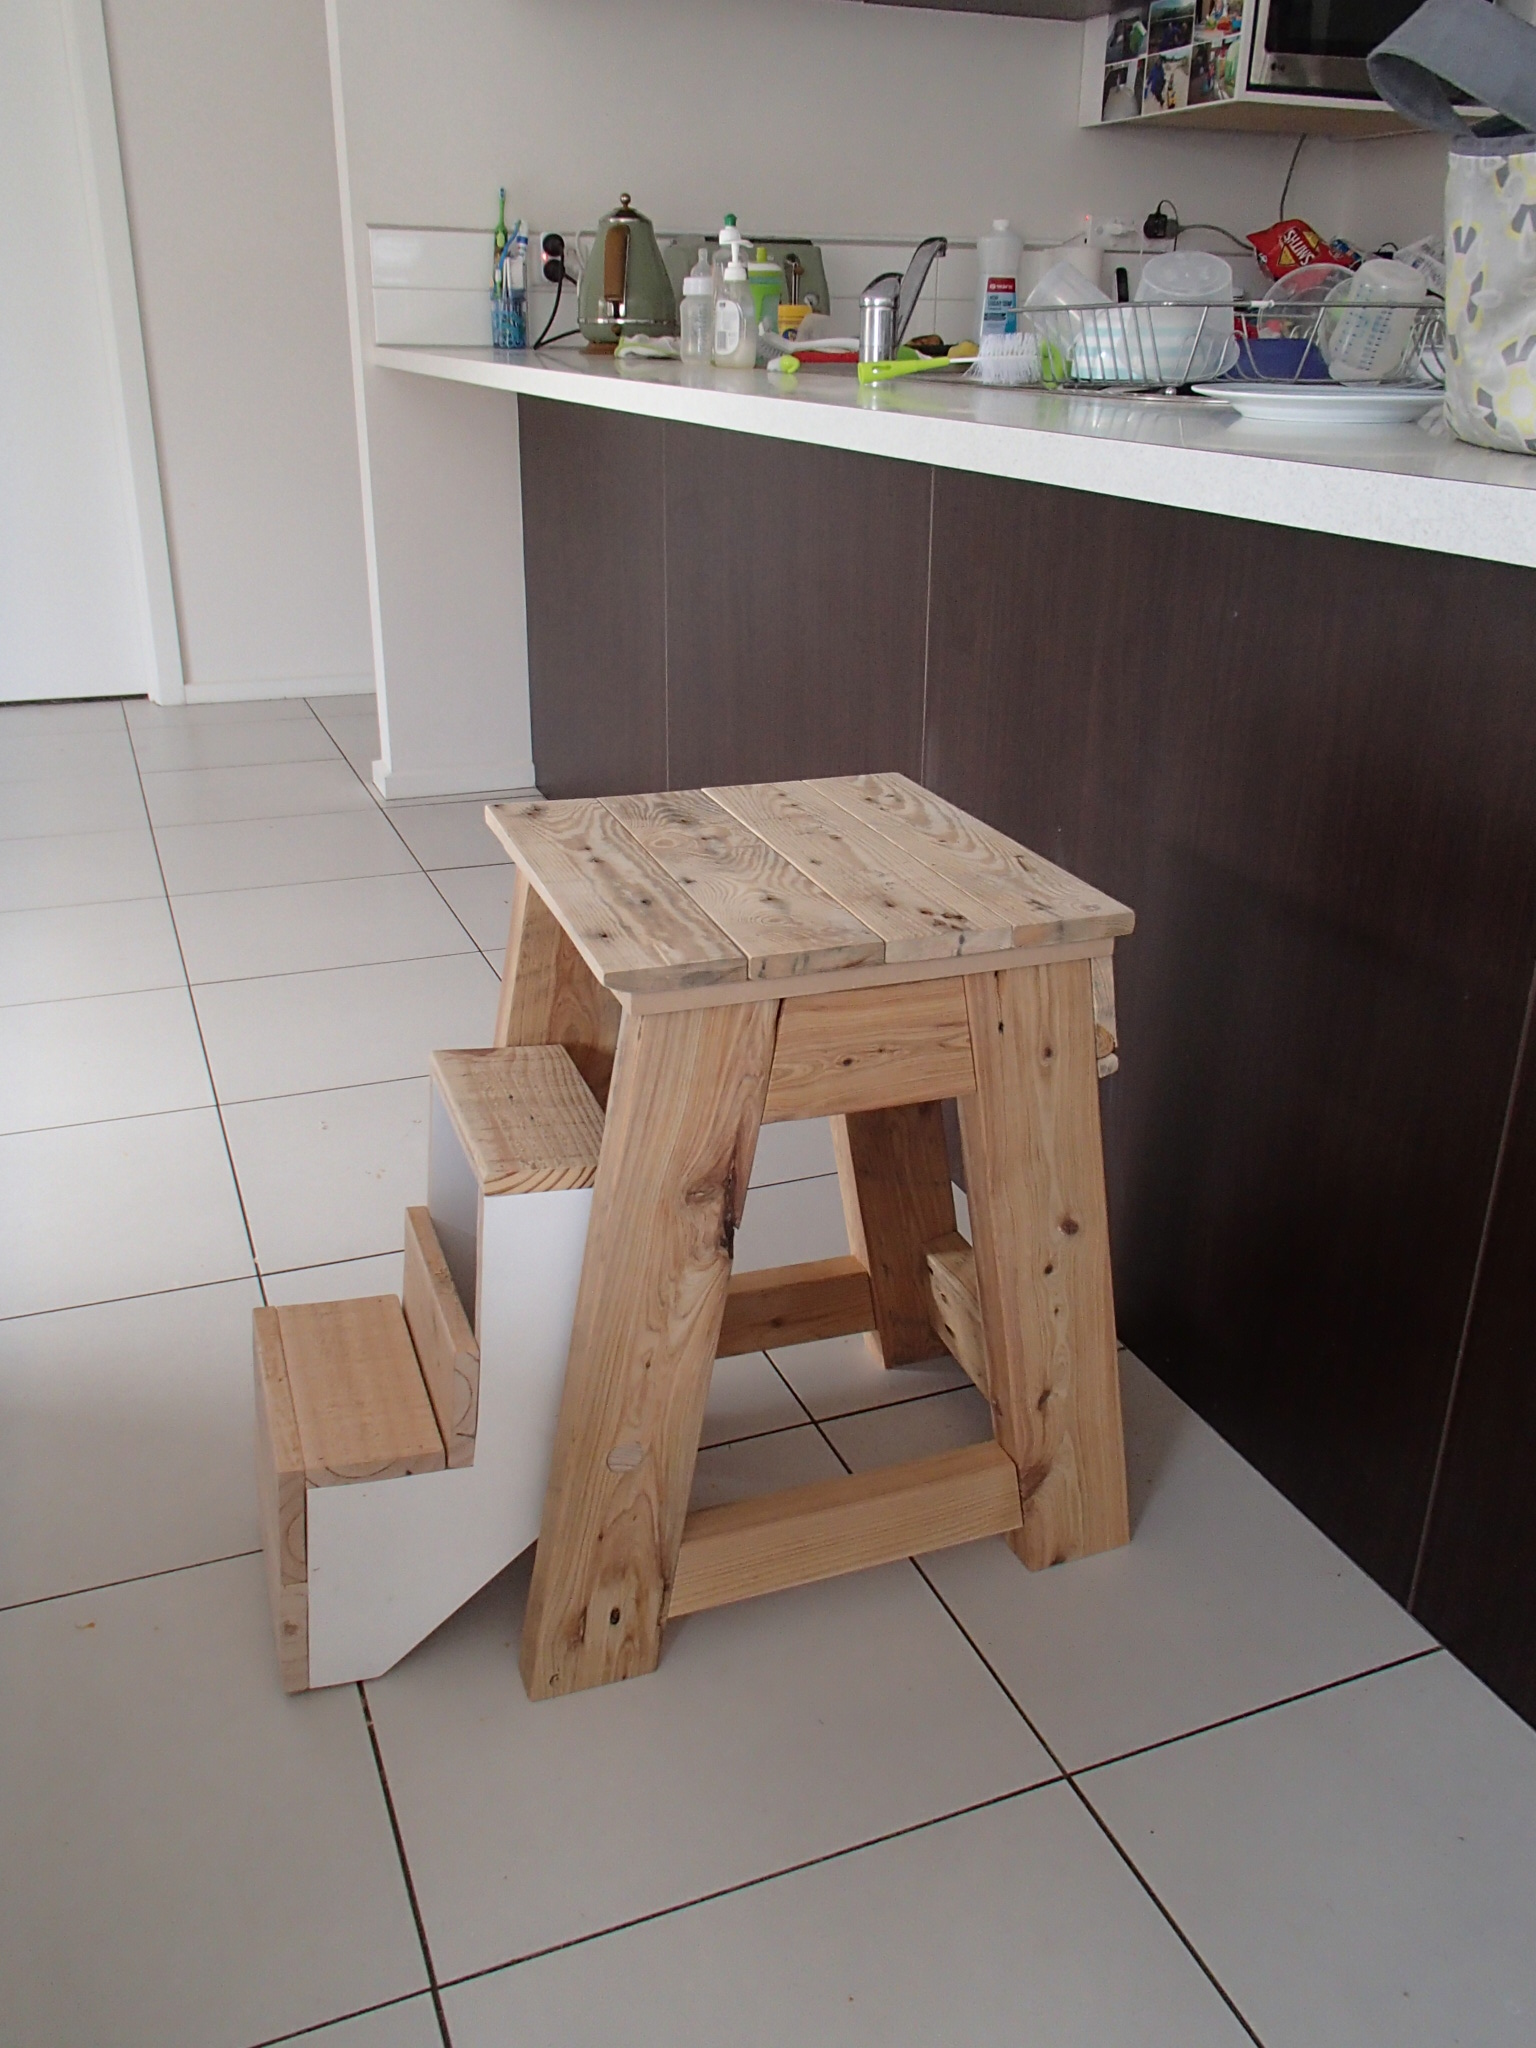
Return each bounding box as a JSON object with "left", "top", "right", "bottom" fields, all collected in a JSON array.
[{"left": 1192, "top": 383, "right": 1442, "bottom": 426}]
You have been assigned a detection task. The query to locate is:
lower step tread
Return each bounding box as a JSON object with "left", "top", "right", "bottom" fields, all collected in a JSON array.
[{"left": 267, "top": 1296, "right": 445, "bottom": 1485}]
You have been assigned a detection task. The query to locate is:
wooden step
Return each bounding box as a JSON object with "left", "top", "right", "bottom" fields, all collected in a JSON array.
[
  {"left": 430, "top": 1043, "right": 604, "bottom": 1194},
  {"left": 403, "top": 1206, "right": 480, "bottom": 1468},
  {"left": 253, "top": 1294, "right": 446, "bottom": 1693},
  {"left": 717, "top": 1255, "right": 876, "bottom": 1358}
]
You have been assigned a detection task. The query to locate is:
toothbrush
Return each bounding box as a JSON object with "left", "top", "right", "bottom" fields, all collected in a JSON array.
[{"left": 857, "top": 350, "right": 973, "bottom": 386}]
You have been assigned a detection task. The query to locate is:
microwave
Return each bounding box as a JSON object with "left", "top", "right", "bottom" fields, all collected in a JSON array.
[{"left": 1248, "top": 0, "right": 1433, "bottom": 95}]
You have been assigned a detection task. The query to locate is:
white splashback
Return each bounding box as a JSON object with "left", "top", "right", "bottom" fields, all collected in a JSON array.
[{"left": 369, "top": 226, "right": 494, "bottom": 345}]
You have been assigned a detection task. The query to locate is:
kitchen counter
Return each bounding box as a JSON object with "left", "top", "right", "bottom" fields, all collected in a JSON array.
[{"left": 375, "top": 341, "right": 1536, "bottom": 570}]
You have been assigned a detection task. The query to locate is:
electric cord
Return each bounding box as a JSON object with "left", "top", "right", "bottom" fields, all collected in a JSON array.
[
  {"left": 533, "top": 271, "right": 569, "bottom": 348},
  {"left": 1278, "top": 134, "right": 1307, "bottom": 218},
  {"left": 1173, "top": 222, "right": 1255, "bottom": 254}
]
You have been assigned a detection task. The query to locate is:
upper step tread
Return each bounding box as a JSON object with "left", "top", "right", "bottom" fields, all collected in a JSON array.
[
  {"left": 431, "top": 1043, "right": 605, "bottom": 1195},
  {"left": 274, "top": 1296, "right": 445, "bottom": 1485}
]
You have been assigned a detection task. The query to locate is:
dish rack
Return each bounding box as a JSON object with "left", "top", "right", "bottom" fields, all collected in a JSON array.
[{"left": 1019, "top": 299, "right": 1446, "bottom": 394}]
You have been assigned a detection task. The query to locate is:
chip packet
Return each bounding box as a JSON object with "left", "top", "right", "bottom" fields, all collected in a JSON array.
[{"left": 1247, "top": 218, "right": 1349, "bottom": 281}]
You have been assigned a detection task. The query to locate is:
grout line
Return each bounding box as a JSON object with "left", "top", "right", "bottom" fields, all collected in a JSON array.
[
  {"left": 1063, "top": 1775, "right": 1267, "bottom": 2046},
  {"left": 1072, "top": 1645, "right": 1445, "bottom": 1779},
  {"left": 1409, "top": 952, "right": 1536, "bottom": 1610},
  {"left": 434, "top": 1776, "right": 1062, "bottom": 1998},
  {"left": 245, "top": 1988, "right": 436, "bottom": 2048},
  {"left": 0, "top": 1548, "right": 263, "bottom": 1615},
  {"left": 122, "top": 724, "right": 268, "bottom": 1294},
  {"left": 908, "top": 1558, "right": 1267, "bottom": 2046},
  {"left": 183, "top": 944, "right": 485, "bottom": 992},
  {"left": 0, "top": 1270, "right": 258, "bottom": 1326},
  {"left": 358, "top": 1683, "right": 454, "bottom": 2047}
]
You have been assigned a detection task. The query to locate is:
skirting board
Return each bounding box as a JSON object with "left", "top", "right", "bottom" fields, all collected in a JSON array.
[
  {"left": 184, "top": 674, "right": 375, "bottom": 705},
  {"left": 373, "top": 759, "right": 539, "bottom": 800}
]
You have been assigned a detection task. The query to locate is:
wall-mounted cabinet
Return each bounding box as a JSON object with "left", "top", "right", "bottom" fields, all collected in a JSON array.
[{"left": 1078, "top": 1, "right": 1409, "bottom": 132}]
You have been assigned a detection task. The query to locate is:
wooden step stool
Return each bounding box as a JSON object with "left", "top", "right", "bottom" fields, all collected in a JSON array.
[
  {"left": 486, "top": 770, "right": 1135, "bottom": 1701},
  {"left": 252, "top": 1043, "right": 604, "bottom": 1692}
]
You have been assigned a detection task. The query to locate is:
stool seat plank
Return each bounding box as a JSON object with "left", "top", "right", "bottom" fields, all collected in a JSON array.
[
  {"left": 603, "top": 789, "right": 883, "bottom": 981},
  {"left": 486, "top": 798, "right": 747, "bottom": 993},
  {"left": 811, "top": 772, "right": 1135, "bottom": 950},
  {"left": 430, "top": 1045, "right": 604, "bottom": 1194},
  {"left": 704, "top": 779, "right": 1014, "bottom": 963}
]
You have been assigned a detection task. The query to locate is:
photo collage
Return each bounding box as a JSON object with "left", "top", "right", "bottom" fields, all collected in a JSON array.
[{"left": 1101, "top": 0, "right": 1242, "bottom": 121}]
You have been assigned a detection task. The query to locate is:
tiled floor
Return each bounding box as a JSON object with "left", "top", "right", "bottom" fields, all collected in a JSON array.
[{"left": 4, "top": 693, "right": 1536, "bottom": 2047}]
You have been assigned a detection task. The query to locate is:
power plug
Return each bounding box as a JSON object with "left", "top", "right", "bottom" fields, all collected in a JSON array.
[{"left": 540, "top": 232, "right": 568, "bottom": 284}]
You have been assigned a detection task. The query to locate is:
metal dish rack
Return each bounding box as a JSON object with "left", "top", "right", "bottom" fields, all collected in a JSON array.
[{"left": 1021, "top": 299, "right": 1446, "bottom": 394}]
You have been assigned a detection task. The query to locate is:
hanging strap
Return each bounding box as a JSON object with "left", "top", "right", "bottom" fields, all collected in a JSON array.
[{"left": 1368, "top": 0, "right": 1536, "bottom": 135}]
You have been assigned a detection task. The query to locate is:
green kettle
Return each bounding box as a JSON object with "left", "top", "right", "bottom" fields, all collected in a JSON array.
[{"left": 577, "top": 194, "right": 677, "bottom": 350}]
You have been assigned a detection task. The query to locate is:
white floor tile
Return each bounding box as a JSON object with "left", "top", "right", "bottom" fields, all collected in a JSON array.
[
  {"left": 141, "top": 759, "right": 373, "bottom": 827},
  {"left": 383, "top": 800, "right": 506, "bottom": 870},
  {"left": 0, "top": 1558, "right": 426, "bottom": 2048},
  {"left": 174, "top": 872, "right": 476, "bottom": 985},
  {"left": 1086, "top": 1652, "right": 1536, "bottom": 2048},
  {"left": 0, "top": 1109, "right": 252, "bottom": 1318},
  {"left": 309, "top": 692, "right": 377, "bottom": 729},
  {"left": 155, "top": 808, "right": 416, "bottom": 895},
  {"left": 0, "top": 987, "right": 212, "bottom": 1134},
  {"left": 444, "top": 1781, "right": 1249, "bottom": 2048},
  {"left": 690, "top": 1419, "right": 844, "bottom": 1506},
  {"left": 427, "top": 862, "right": 512, "bottom": 954},
  {"left": 319, "top": 713, "right": 382, "bottom": 776},
  {"left": 299, "top": 1999, "right": 443, "bottom": 2048},
  {"left": 129, "top": 715, "right": 338, "bottom": 773},
  {"left": 823, "top": 1383, "right": 994, "bottom": 1469},
  {"left": 734, "top": 1172, "right": 848, "bottom": 1271},
  {"left": 771, "top": 1332, "right": 972, "bottom": 1420},
  {"left": 126, "top": 693, "right": 315, "bottom": 728},
  {"left": 0, "top": 767, "right": 148, "bottom": 839},
  {"left": 0, "top": 726, "right": 138, "bottom": 781},
  {"left": 262, "top": 1252, "right": 406, "bottom": 1304},
  {"left": 194, "top": 952, "right": 499, "bottom": 1100},
  {"left": 700, "top": 1349, "right": 808, "bottom": 1448},
  {"left": 223, "top": 1078, "right": 428, "bottom": 1272},
  {"left": 0, "top": 1279, "right": 262, "bottom": 1606},
  {"left": 891, "top": 1353, "right": 1432, "bottom": 1771},
  {"left": 751, "top": 1114, "right": 837, "bottom": 1186},
  {"left": 366, "top": 1547, "right": 1056, "bottom": 1982},
  {"left": 0, "top": 896, "right": 185, "bottom": 1005},
  {"left": 1, "top": 699, "right": 128, "bottom": 737},
  {"left": 0, "top": 826, "right": 163, "bottom": 912}
]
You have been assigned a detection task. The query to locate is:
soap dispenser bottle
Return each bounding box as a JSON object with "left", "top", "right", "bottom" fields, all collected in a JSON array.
[
  {"left": 712, "top": 255, "right": 757, "bottom": 367},
  {"left": 679, "top": 246, "right": 713, "bottom": 362}
]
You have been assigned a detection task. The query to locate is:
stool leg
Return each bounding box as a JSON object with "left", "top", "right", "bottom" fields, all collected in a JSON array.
[
  {"left": 519, "top": 997, "right": 779, "bottom": 1699},
  {"left": 495, "top": 866, "right": 621, "bottom": 1106},
  {"left": 959, "top": 958, "right": 1129, "bottom": 1568},
  {"left": 833, "top": 1102, "right": 958, "bottom": 1367}
]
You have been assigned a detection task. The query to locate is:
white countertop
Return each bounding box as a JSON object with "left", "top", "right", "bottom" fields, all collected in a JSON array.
[{"left": 374, "top": 343, "right": 1536, "bottom": 571}]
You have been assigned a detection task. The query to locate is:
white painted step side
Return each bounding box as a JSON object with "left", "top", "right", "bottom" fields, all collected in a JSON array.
[{"left": 304, "top": 1185, "right": 591, "bottom": 1688}]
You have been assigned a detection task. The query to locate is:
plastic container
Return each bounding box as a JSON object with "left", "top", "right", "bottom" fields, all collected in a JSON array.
[
  {"left": 747, "top": 250, "right": 784, "bottom": 361},
  {"left": 976, "top": 220, "right": 1023, "bottom": 342},
  {"left": 1135, "top": 251, "right": 1236, "bottom": 381},
  {"left": 679, "top": 246, "right": 713, "bottom": 362},
  {"left": 710, "top": 214, "right": 747, "bottom": 298},
  {"left": 1320, "top": 257, "right": 1429, "bottom": 383},
  {"left": 711, "top": 259, "right": 758, "bottom": 368}
]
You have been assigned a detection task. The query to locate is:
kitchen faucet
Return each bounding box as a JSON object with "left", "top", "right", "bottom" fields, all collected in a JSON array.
[{"left": 863, "top": 236, "right": 949, "bottom": 350}]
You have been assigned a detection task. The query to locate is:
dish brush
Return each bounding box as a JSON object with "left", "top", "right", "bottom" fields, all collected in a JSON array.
[{"left": 969, "top": 328, "right": 1046, "bottom": 386}]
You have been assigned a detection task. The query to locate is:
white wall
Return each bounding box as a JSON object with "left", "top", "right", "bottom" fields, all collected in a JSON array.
[
  {"left": 104, "top": 0, "right": 372, "bottom": 702},
  {"left": 335, "top": 0, "right": 1444, "bottom": 272}
]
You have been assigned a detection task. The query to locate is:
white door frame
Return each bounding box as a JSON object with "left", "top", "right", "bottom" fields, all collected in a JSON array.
[{"left": 59, "top": 0, "right": 183, "bottom": 703}]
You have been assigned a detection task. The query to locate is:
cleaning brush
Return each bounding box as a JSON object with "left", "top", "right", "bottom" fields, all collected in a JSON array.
[{"left": 968, "top": 327, "right": 1044, "bottom": 386}]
